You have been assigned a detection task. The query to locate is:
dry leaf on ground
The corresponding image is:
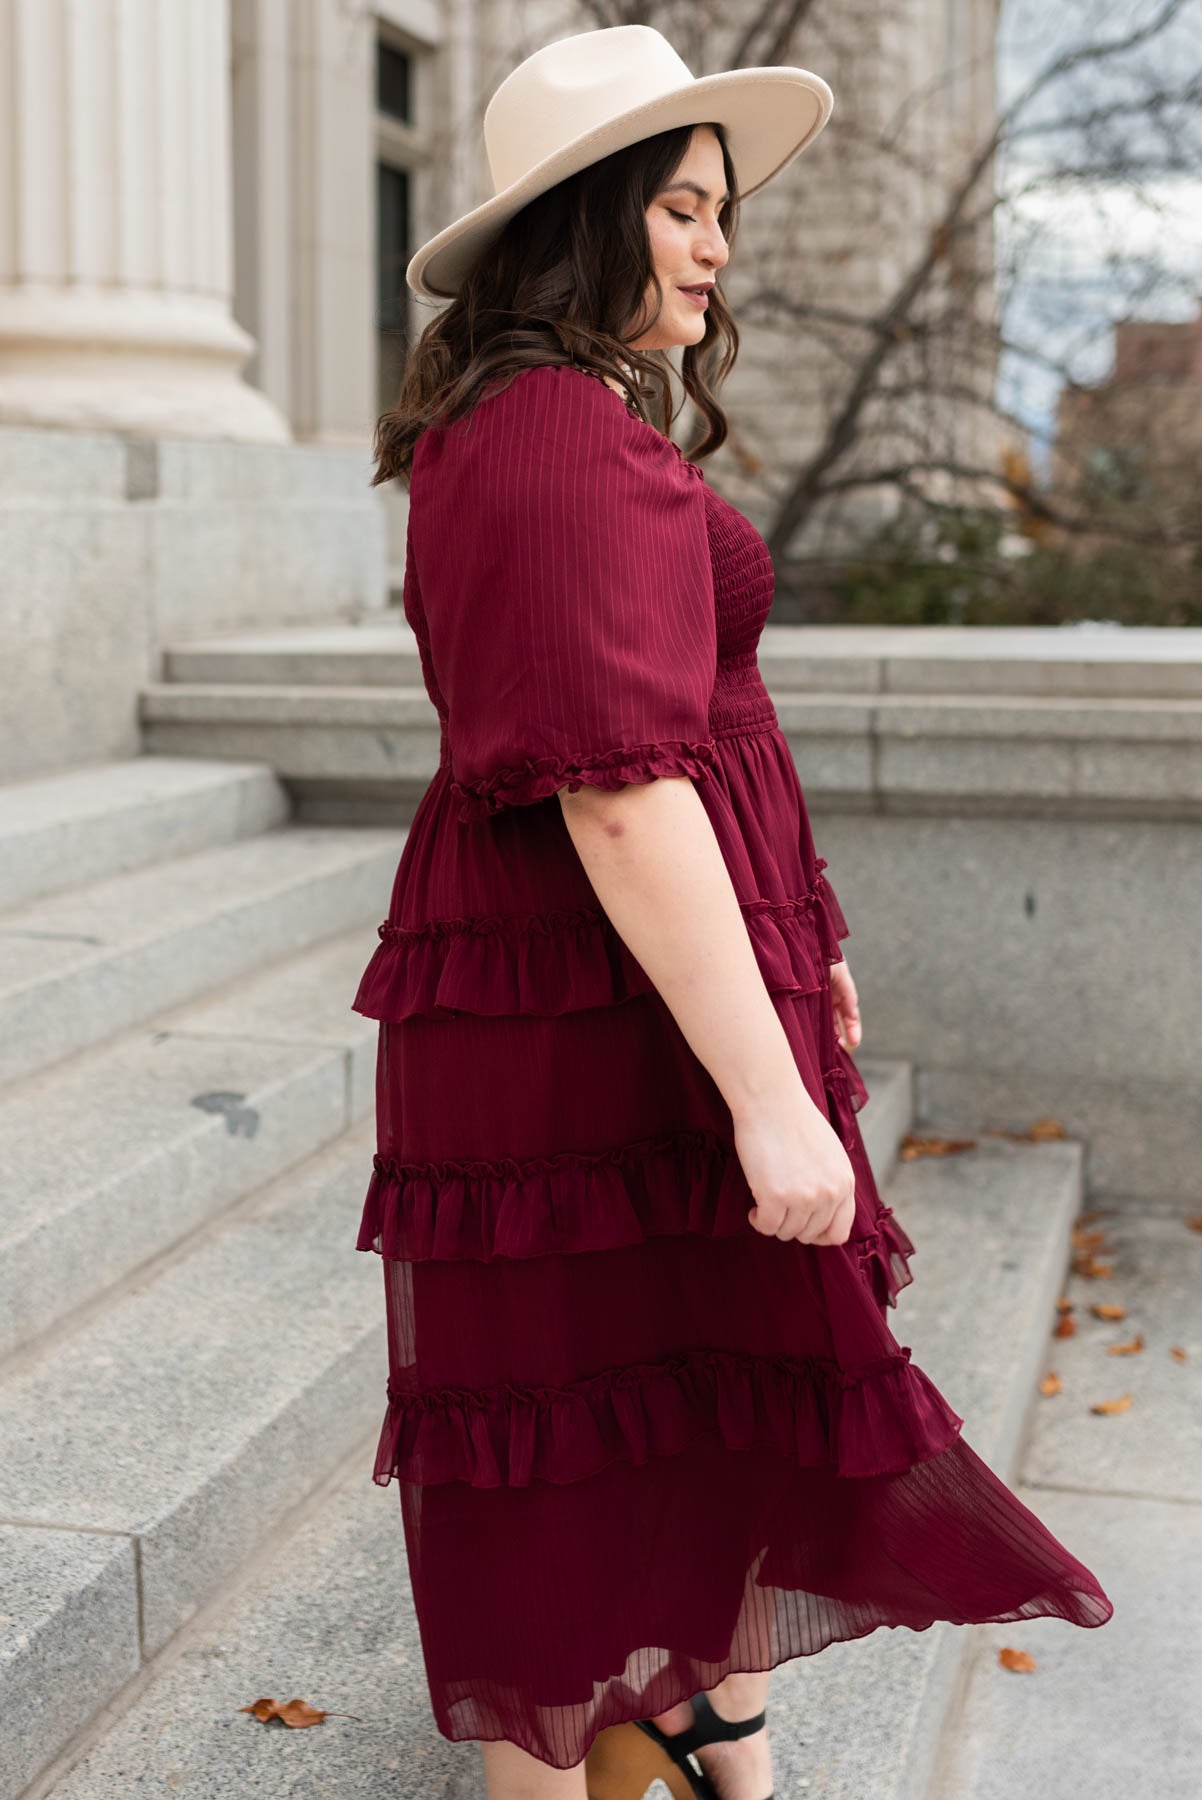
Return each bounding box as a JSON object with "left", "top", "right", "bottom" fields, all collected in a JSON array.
[
  {"left": 239, "top": 1697, "right": 361, "bottom": 1728},
  {"left": 1073, "top": 1256, "right": 1114, "bottom": 1278},
  {"left": 898, "top": 1132, "right": 978, "bottom": 1160}
]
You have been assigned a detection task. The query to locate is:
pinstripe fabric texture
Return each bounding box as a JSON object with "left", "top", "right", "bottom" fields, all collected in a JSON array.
[
  {"left": 417, "top": 363, "right": 719, "bottom": 820},
  {"left": 349, "top": 363, "right": 1113, "bottom": 1770}
]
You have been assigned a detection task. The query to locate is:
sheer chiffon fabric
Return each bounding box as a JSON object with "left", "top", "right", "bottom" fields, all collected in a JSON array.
[{"left": 351, "top": 364, "right": 1113, "bottom": 1769}]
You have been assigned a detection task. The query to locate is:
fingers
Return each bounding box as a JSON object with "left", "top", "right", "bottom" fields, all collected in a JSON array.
[
  {"left": 748, "top": 1187, "right": 856, "bottom": 1245},
  {"left": 831, "top": 963, "right": 863, "bottom": 1051}
]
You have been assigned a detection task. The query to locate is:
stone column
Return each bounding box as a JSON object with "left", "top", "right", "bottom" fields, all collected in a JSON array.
[
  {"left": 0, "top": 0, "right": 288, "bottom": 441},
  {"left": 287, "top": 0, "right": 376, "bottom": 445}
]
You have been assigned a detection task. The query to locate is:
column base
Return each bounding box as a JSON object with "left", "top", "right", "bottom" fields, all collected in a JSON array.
[{"left": 0, "top": 287, "right": 291, "bottom": 443}]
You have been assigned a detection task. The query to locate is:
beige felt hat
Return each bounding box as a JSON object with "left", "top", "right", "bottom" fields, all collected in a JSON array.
[{"left": 407, "top": 24, "right": 833, "bottom": 301}]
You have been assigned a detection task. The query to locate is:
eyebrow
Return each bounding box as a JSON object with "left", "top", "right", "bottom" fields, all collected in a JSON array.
[{"left": 664, "top": 180, "right": 731, "bottom": 205}]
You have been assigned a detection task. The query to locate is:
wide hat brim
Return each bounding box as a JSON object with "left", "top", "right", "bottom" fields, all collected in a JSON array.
[{"left": 407, "top": 65, "right": 833, "bottom": 301}]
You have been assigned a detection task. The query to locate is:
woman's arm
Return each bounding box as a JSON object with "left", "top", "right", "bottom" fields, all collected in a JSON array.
[{"left": 558, "top": 776, "right": 857, "bottom": 1245}]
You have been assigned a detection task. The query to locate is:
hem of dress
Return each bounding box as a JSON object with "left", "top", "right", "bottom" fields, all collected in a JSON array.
[{"left": 428, "top": 1580, "right": 1115, "bottom": 1772}]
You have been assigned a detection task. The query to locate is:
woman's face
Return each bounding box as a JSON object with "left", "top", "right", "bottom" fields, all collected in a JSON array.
[{"left": 629, "top": 125, "right": 730, "bottom": 351}]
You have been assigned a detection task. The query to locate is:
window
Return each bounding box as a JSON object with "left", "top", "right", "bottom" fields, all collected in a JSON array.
[
  {"left": 375, "top": 33, "right": 421, "bottom": 414},
  {"left": 377, "top": 160, "right": 411, "bottom": 412},
  {"left": 377, "top": 43, "right": 412, "bottom": 125}
]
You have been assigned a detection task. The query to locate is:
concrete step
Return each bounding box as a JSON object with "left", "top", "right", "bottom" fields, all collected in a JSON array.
[
  {"left": 851, "top": 1055, "right": 913, "bottom": 1185},
  {"left": 163, "top": 617, "right": 421, "bottom": 688},
  {"left": 0, "top": 1119, "right": 383, "bottom": 1800},
  {"left": 930, "top": 1205, "right": 1202, "bottom": 1800},
  {"left": 0, "top": 756, "right": 288, "bottom": 912},
  {"left": 15, "top": 1100, "right": 1087, "bottom": 1800},
  {"left": 160, "top": 619, "right": 1202, "bottom": 700},
  {"left": 765, "top": 1131, "right": 1089, "bottom": 1800},
  {"left": 140, "top": 683, "right": 440, "bottom": 823},
  {"left": 0, "top": 822, "right": 402, "bottom": 1087},
  {"left": 140, "top": 679, "right": 1202, "bottom": 826},
  {"left": 0, "top": 928, "right": 379, "bottom": 1362}
]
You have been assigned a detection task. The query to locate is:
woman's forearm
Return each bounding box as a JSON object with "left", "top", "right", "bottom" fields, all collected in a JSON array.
[{"left": 557, "top": 775, "right": 821, "bottom": 1122}]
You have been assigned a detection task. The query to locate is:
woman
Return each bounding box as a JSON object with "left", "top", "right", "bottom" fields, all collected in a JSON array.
[{"left": 353, "top": 24, "right": 1114, "bottom": 1800}]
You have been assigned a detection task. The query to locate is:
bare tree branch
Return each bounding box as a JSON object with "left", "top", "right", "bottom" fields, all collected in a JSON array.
[{"left": 729, "top": 0, "right": 819, "bottom": 70}]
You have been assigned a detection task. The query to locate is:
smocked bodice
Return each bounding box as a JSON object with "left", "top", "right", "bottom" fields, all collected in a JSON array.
[{"left": 699, "top": 477, "right": 779, "bottom": 739}]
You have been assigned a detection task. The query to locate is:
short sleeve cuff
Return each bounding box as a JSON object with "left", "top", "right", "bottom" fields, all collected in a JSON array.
[{"left": 451, "top": 739, "right": 719, "bottom": 822}]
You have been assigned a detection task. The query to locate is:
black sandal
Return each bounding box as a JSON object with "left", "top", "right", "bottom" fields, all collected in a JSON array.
[{"left": 585, "top": 1690, "right": 774, "bottom": 1800}]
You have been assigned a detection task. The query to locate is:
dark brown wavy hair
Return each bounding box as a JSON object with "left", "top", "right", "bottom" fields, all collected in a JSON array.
[{"left": 371, "top": 120, "right": 740, "bottom": 488}]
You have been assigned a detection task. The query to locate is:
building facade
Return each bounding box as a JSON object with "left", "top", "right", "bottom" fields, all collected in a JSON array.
[
  {"left": 1052, "top": 297, "right": 1202, "bottom": 550},
  {"left": 0, "top": 0, "right": 1000, "bottom": 779}
]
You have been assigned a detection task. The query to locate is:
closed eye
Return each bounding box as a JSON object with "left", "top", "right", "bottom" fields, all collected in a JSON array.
[{"left": 669, "top": 206, "right": 728, "bottom": 239}]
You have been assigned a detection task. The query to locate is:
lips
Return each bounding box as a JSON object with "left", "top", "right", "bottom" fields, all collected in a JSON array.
[{"left": 679, "top": 284, "right": 712, "bottom": 295}]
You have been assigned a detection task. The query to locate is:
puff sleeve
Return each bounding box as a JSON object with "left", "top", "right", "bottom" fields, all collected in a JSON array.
[{"left": 408, "top": 363, "right": 719, "bottom": 823}]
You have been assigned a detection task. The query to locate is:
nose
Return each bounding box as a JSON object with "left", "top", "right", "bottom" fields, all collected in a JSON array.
[{"left": 702, "top": 229, "right": 729, "bottom": 273}]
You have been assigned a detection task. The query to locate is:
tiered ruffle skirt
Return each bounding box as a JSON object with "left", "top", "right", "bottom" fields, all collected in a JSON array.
[{"left": 351, "top": 712, "right": 1114, "bottom": 1770}]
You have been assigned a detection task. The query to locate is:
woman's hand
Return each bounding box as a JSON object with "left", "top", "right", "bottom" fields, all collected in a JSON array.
[
  {"left": 734, "top": 1094, "right": 857, "bottom": 1244},
  {"left": 830, "top": 958, "right": 861, "bottom": 1051}
]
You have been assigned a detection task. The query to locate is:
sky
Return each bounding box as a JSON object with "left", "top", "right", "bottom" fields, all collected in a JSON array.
[{"left": 991, "top": 0, "right": 1202, "bottom": 467}]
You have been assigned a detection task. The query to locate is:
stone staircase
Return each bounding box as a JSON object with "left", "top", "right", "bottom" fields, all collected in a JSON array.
[
  {"left": 0, "top": 755, "right": 403, "bottom": 1798},
  {"left": 0, "top": 746, "right": 1094, "bottom": 1799}
]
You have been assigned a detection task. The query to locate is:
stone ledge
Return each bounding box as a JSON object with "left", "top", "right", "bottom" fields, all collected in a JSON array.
[
  {"left": 160, "top": 619, "right": 1202, "bottom": 699},
  {"left": 138, "top": 682, "right": 1202, "bottom": 819}
]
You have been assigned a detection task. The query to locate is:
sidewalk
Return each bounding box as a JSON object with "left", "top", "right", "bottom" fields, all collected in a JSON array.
[{"left": 932, "top": 1200, "right": 1202, "bottom": 1799}]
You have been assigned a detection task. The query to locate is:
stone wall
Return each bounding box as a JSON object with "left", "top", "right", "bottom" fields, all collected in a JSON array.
[{"left": 0, "top": 429, "right": 385, "bottom": 783}]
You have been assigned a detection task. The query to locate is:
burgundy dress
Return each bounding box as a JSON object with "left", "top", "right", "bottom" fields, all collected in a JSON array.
[{"left": 350, "top": 362, "right": 1113, "bottom": 1770}]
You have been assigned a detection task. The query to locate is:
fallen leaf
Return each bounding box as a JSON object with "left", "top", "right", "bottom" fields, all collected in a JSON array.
[
  {"left": 1090, "top": 1393, "right": 1133, "bottom": 1415},
  {"left": 1091, "top": 1303, "right": 1127, "bottom": 1321},
  {"left": 1185, "top": 1216, "right": 1202, "bottom": 1234},
  {"left": 1054, "top": 1312, "right": 1077, "bottom": 1338},
  {"left": 1072, "top": 1226, "right": 1109, "bottom": 1252},
  {"left": 1107, "top": 1334, "right": 1144, "bottom": 1355},
  {"left": 238, "top": 1697, "right": 361, "bottom": 1728},
  {"left": 985, "top": 1121, "right": 1066, "bottom": 1143},
  {"left": 1072, "top": 1256, "right": 1113, "bottom": 1279},
  {"left": 998, "top": 1646, "right": 1037, "bottom": 1671},
  {"left": 1039, "top": 1370, "right": 1062, "bottom": 1395},
  {"left": 1055, "top": 1295, "right": 1074, "bottom": 1313},
  {"left": 898, "top": 1132, "right": 978, "bottom": 1159},
  {"left": 1170, "top": 1346, "right": 1188, "bottom": 1362}
]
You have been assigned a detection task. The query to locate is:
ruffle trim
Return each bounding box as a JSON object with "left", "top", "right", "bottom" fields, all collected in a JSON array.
[
  {"left": 356, "top": 1057, "right": 912, "bottom": 1311},
  {"left": 351, "top": 858, "right": 848, "bottom": 1023},
  {"left": 449, "top": 740, "right": 719, "bottom": 822},
  {"left": 357, "top": 1125, "right": 755, "bottom": 1262},
  {"left": 821, "top": 1055, "right": 909, "bottom": 1307},
  {"left": 852, "top": 1206, "right": 916, "bottom": 1311},
  {"left": 370, "top": 1343, "right": 965, "bottom": 1489}
]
